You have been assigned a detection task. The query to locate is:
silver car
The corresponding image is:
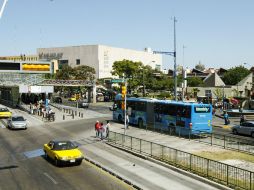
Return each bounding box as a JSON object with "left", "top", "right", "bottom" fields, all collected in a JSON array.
[
  {"left": 232, "top": 121, "right": 254, "bottom": 137},
  {"left": 8, "top": 116, "right": 27, "bottom": 130}
]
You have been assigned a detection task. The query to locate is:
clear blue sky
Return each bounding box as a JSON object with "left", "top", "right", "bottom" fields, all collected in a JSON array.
[{"left": 0, "top": 0, "right": 253, "bottom": 70}]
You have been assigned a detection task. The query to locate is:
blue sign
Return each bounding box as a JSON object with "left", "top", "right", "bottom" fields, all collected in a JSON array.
[{"left": 45, "top": 98, "right": 49, "bottom": 107}]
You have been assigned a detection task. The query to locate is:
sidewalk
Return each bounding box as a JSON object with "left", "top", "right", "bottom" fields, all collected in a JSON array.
[
  {"left": 108, "top": 122, "right": 254, "bottom": 172},
  {"left": 19, "top": 103, "right": 111, "bottom": 124}
]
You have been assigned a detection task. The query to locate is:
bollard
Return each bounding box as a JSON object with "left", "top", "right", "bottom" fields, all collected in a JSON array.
[
  {"left": 72, "top": 113, "right": 74, "bottom": 119},
  {"left": 63, "top": 114, "right": 65, "bottom": 120},
  {"left": 81, "top": 113, "right": 83, "bottom": 118},
  {"left": 79, "top": 112, "right": 80, "bottom": 117},
  {"left": 63, "top": 108, "right": 65, "bottom": 113},
  {"left": 69, "top": 109, "right": 71, "bottom": 114},
  {"left": 75, "top": 111, "right": 77, "bottom": 116},
  {"left": 72, "top": 110, "right": 74, "bottom": 115}
]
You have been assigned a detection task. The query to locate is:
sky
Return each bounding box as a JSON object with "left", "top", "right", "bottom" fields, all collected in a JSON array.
[{"left": 0, "top": 0, "right": 253, "bottom": 70}]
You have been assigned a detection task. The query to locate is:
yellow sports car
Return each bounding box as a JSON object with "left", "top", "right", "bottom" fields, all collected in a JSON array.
[
  {"left": 43, "top": 140, "right": 84, "bottom": 166},
  {"left": 68, "top": 97, "right": 77, "bottom": 101},
  {"left": 0, "top": 108, "right": 12, "bottom": 118}
]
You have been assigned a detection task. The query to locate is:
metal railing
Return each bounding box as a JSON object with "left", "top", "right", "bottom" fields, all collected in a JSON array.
[
  {"left": 136, "top": 124, "right": 254, "bottom": 155},
  {"left": 108, "top": 131, "right": 254, "bottom": 190}
]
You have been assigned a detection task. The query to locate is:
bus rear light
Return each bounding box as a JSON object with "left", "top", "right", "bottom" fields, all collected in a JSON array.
[{"left": 189, "top": 123, "right": 192, "bottom": 129}]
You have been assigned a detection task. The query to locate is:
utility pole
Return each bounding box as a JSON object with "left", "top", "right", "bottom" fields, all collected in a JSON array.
[
  {"left": 173, "top": 17, "right": 177, "bottom": 101},
  {"left": 154, "top": 17, "right": 177, "bottom": 100},
  {"left": 0, "top": 0, "right": 8, "bottom": 19}
]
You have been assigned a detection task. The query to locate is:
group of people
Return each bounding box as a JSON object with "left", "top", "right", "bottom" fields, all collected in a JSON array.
[
  {"left": 95, "top": 120, "right": 110, "bottom": 140},
  {"left": 29, "top": 101, "right": 55, "bottom": 121}
]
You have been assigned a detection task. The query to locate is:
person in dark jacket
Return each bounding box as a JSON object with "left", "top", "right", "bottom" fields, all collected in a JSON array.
[{"left": 224, "top": 112, "right": 229, "bottom": 125}]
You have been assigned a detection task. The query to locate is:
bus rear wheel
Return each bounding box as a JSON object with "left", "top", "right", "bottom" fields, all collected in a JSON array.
[
  {"left": 169, "top": 126, "right": 176, "bottom": 135},
  {"left": 138, "top": 119, "right": 143, "bottom": 128}
]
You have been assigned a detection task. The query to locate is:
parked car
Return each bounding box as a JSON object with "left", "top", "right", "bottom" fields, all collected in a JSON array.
[
  {"left": 43, "top": 140, "right": 84, "bottom": 166},
  {"left": 53, "top": 97, "right": 62, "bottom": 104},
  {"left": 78, "top": 99, "right": 89, "bottom": 108},
  {"left": 68, "top": 96, "right": 77, "bottom": 101},
  {"left": 0, "top": 107, "right": 12, "bottom": 118},
  {"left": 232, "top": 121, "right": 254, "bottom": 137},
  {"left": 7, "top": 116, "right": 27, "bottom": 130}
]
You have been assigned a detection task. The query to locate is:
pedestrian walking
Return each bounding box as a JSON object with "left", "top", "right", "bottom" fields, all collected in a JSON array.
[
  {"left": 99, "top": 122, "right": 104, "bottom": 140},
  {"left": 224, "top": 111, "right": 230, "bottom": 125},
  {"left": 95, "top": 120, "right": 100, "bottom": 137},
  {"left": 240, "top": 114, "right": 246, "bottom": 125},
  {"left": 126, "top": 114, "right": 129, "bottom": 129},
  {"left": 105, "top": 120, "right": 110, "bottom": 138}
]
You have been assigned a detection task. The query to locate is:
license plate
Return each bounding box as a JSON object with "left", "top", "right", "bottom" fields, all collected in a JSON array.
[{"left": 70, "top": 159, "right": 75, "bottom": 163}]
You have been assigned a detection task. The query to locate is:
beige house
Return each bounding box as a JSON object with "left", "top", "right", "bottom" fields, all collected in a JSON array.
[{"left": 187, "top": 72, "right": 253, "bottom": 99}]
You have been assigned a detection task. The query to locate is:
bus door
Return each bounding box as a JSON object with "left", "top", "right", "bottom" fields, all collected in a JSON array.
[
  {"left": 146, "top": 102, "right": 154, "bottom": 130},
  {"left": 176, "top": 106, "right": 185, "bottom": 128}
]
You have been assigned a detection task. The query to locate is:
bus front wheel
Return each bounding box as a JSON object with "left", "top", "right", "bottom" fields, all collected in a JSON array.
[
  {"left": 138, "top": 119, "right": 143, "bottom": 128},
  {"left": 118, "top": 115, "right": 122, "bottom": 123}
]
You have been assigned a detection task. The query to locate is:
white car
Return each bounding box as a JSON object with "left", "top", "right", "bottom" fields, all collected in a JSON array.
[{"left": 8, "top": 116, "right": 27, "bottom": 130}]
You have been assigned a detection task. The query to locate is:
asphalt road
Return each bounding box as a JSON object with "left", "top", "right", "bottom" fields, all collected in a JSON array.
[
  {"left": 0, "top": 118, "right": 131, "bottom": 190},
  {"left": 0, "top": 111, "right": 224, "bottom": 190}
]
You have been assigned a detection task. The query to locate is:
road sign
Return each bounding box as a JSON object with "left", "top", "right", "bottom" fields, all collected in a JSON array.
[{"left": 111, "top": 79, "right": 124, "bottom": 83}]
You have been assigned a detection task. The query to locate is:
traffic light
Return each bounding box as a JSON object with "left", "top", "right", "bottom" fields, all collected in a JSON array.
[
  {"left": 75, "top": 94, "right": 80, "bottom": 100},
  {"left": 121, "top": 102, "right": 125, "bottom": 110},
  {"left": 122, "top": 85, "right": 126, "bottom": 95}
]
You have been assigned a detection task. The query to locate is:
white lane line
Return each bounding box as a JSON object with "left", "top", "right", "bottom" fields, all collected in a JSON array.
[{"left": 43, "top": 172, "right": 58, "bottom": 185}]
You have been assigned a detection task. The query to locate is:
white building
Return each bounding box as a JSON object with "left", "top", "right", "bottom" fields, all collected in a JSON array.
[{"left": 37, "top": 45, "right": 162, "bottom": 79}]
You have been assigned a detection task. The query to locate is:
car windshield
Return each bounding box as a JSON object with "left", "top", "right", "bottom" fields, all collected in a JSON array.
[
  {"left": 53, "top": 141, "right": 77, "bottom": 150},
  {"left": 12, "top": 117, "right": 25, "bottom": 121},
  {"left": 0, "top": 108, "right": 9, "bottom": 112}
]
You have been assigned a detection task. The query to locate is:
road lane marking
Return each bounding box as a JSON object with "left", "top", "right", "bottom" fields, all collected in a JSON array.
[
  {"left": 23, "top": 149, "right": 44, "bottom": 158},
  {"left": 43, "top": 172, "right": 58, "bottom": 185}
]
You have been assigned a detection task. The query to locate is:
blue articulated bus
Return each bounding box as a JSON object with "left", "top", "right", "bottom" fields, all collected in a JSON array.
[{"left": 112, "top": 94, "right": 212, "bottom": 135}]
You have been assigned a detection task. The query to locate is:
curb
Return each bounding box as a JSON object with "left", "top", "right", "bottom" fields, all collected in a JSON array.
[
  {"left": 212, "top": 124, "right": 233, "bottom": 130},
  {"left": 106, "top": 141, "right": 232, "bottom": 190},
  {"left": 84, "top": 157, "right": 143, "bottom": 190}
]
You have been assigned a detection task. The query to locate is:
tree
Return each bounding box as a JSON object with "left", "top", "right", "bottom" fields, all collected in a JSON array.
[
  {"left": 73, "top": 65, "right": 95, "bottom": 81},
  {"left": 55, "top": 65, "right": 74, "bottom": 80},
  {"left": 111, "top": 59, "right": 143, "bottom": 91},
  {"left": 187, "top": 77, "right": 204, "bottom": 87},
  {"left": 111, "top": 59, "right": 142, "bottom": 79},
  {"left": 223, "top": 66, "right": 250, "bottom": 85},
  {"left": 213, "top": 88, "right": 223, "bottom": 100},
  {"left": 195, "top": 62, "right": 205, "bottom": 71}
]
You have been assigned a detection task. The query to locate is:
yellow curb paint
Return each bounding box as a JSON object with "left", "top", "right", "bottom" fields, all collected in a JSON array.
[{"left": 222, "top": 125, "right": 231, "bottom": 129}]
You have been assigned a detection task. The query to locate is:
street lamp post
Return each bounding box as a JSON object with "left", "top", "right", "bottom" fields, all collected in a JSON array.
[{"left": 154, "top": 17, "right": 177, "bottom": 100}]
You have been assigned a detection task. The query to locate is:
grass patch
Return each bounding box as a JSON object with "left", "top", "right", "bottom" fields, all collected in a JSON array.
[{"left": 194, "top": 150, "right": 254, "bottom": 163}]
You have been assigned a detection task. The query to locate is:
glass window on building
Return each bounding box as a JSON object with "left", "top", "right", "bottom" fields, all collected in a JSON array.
[
  {"left": 76, "top": 59, "right": 80, "bottom": 65},
  {"left": 59, "top": 60, "right": 68, "bottom": 69},
  {"left": 155, "top": 64, "right": 161, "bottom": 71}
]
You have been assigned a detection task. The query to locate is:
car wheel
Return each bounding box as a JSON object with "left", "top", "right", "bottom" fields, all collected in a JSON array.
[
  {"left": 233, "top": 129, "right": 238, "bottom": 135},
  {"left": 76, "top": 160, "right": 82, "bottom": 165},
  {"left": 54, "top": 158, "right": 59, "bottom": 166},
  {"left": 44, "top": 152, "right": 48, "bottom": 159},
  {"left": 251, "top": 132, "right": 254, "bottom": 138}
]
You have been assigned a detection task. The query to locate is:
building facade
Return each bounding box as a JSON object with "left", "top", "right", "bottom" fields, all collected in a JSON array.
[{"left": 37, "top": 45, "right": 162, "bottom": 79}]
